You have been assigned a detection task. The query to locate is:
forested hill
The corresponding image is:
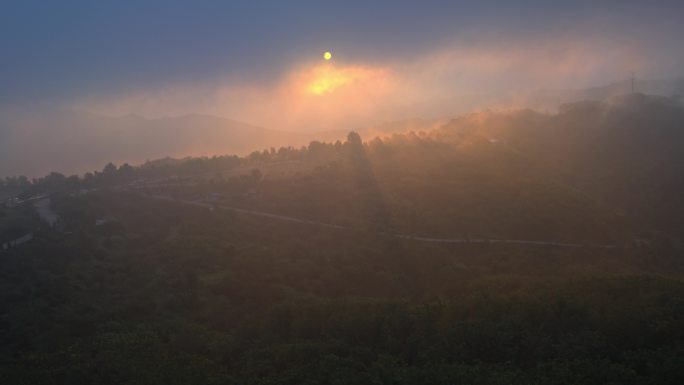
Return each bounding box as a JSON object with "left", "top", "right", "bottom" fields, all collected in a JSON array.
[
  {"left": 5, "top": 93, "right": 683, "bottom": 244},
  {"left": 431, "top": 93, "right": 684, "bottom": 238},
  {"left": 1, "top": 95, "right": 684, "bottom": 384}
]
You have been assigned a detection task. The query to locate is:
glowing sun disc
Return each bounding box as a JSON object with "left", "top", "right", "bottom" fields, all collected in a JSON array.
[{"left": 324, "top": 51, "right": 332, "bottom": 60}]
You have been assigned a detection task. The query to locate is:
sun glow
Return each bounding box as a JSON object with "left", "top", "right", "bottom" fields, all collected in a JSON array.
[
  {"left": 83, "top": 61, "right": 399, "bottom": 131},
  {"left": 307, "top": 66, "right": 353, "bottom": 95},
  {"left": 303, "top": 65, "right": 384, "bottom": 95}
]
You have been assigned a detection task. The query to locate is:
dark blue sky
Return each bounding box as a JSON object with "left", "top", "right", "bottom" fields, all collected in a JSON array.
[{"left": 2, "top": 0, "right": 683, "bottom": 107}]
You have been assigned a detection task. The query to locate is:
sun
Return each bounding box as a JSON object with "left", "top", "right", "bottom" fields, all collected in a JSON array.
[{"left": 323, "top": 51, "right": 332, "bottom": 60}]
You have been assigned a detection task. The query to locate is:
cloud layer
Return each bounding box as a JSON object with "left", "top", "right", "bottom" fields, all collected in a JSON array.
[{"left": 77, "top": 33, "right": 683, "bottom": 131}]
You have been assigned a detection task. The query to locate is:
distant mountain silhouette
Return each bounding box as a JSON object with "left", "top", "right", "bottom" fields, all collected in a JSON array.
[
  {"left": 0, "top": 110, "right": 330, "bottom": 177},
  {"left": 2, "top": 78, "right": 681, "bottom": 178},
  {"left": 0, "top": 110, "right": 449, "bottom": 178},
  {"left": 529, "top": 77, "right": 684, "bottom": 109}
]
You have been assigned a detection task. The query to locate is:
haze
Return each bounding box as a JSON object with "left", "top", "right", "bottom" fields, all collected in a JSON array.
[
  {"left": 4, "top": 2, "right": 684, "bottom": 383},
  {"left": 1, "top": 0, "right": 683, "bottom": 177}
]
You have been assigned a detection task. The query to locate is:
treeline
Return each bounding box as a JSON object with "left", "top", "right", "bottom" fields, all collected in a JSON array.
[
  {"left": 0, "top": 126, "right": 514, "bottom": 203},
  {"left": 0, "top": 142, "right": 335, "bottom": 198}
]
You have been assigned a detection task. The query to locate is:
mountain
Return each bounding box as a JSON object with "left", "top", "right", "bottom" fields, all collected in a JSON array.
[
  {"left": 0, "top": 110, "right": 327, "bottom": 178},
  {"left": 434, "top": 93, "right": 684, "bottom": 237},
  {"left": 2, "top": 94, "right": 684, "bottom": 383},
  {"left": 528, "top": 77, "right": 684, "bottom": 110},
  {"left": 0, "top": 108, "right": 454, "bottom": 179}
]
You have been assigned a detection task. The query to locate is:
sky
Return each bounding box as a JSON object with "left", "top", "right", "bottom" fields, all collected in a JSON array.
[{"left": 2, "top": 0, "right": 684, "bottom": 132}]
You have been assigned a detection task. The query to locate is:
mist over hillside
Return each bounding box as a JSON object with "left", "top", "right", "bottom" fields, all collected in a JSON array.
[
  {"left": 2, "top": 78, "right": 681, "bottom": 179},
  {"left": 7, "top": 93, "right": 683, "bottom": 241},
  {"left": 4, "top": 1, "right": 684, "bottom": 383},
  {"left": 0, "top": 110, "right": 309, "bottom": 178},
  {"left": 3, "top": 93, "right": 684, "bottom": 383},
  {"left": 0, "top": 109, "right": 448, "bottom": 178},
  {"left": 435, "top": 93, "right": 684, "bottom": 237},
  {"left": 3, "top": 78, "right": 682, "bottom": 179},
  {"left": 528, "top": 77, "right": 684, "bottom": 110}
]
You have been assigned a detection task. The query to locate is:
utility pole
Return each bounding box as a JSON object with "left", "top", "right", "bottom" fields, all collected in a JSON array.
[{"left": 630, "top": 71, "right": 635, "bottom": 94}]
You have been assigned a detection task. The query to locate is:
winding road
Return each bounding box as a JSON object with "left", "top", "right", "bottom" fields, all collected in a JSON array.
[{"left": 147, "top": 194, "right": 617, "bottom": 249}]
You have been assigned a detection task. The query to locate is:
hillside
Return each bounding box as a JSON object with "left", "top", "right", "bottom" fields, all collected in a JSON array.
[
  {"left": 434, "top": 94, "right": 684, "bottom": 237},
  {"left": 0, "top": 110, "right": 448, "bottom": 179},
  {"left": 1, "top": 94, "right": 684, "bottom": 384}
]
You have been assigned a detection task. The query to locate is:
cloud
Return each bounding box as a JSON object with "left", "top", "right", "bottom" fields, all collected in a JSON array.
[
  {"left": 3, "top": 0, "right": 683, "bottom": 108},
  {"left": 77, "top": 60, "right": 403, "bottom": 132},
  {"left": 75, "top": 31, "right": 682, "bottom": 132}
]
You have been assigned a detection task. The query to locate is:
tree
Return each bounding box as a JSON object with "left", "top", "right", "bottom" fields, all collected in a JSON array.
[
  {"left": 103, "top": 162, "right": 117, "bottom": 175},
  {"left": 347, "top": 131, "right": 363, "bottom": 148}
]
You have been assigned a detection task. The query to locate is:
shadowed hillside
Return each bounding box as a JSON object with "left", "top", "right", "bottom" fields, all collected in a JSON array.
[
  {"left": 435, "top": 94, "right": 684, "bottom": 238},
  {"left": 1, "top": 95, "right": 684, "bottom": 384}
]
